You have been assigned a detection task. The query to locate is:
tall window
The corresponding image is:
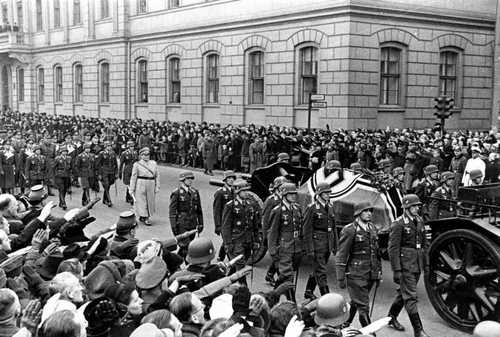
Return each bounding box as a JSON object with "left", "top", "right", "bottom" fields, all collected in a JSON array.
[
  {"left": 54, "top": 66, "right": 63, "bottom": 102},
  {"left": 37, "top": 68, "right": 44, "bottom": 102},
  {"left": 168, "top": 57, "right": 181, "bottom": 103},
  {"left": 74, "top": 64, "right": 83, "bottom": 102},
  {"left": 138, "top": 0, "right": 147, "bottom": 13},
  {"left": 169, "top": 0, "right": 180, "bottom": 8},
  {"left": 248, "top": 51, "right": 264, "bottom": 105},
  {"left": 100, "top": 62, "right": 109, "bottom": 103},
  {"left": 439, "top": 51, "right": 458, "bottom": 99},
  {"left": 16, "top": 2, "right": 23, "bottom": 29},
  {"left": 138, "top": 60, "right": 148, "bottom": 103},
  {"left": 298, "top": 46, "right": 318, "bottom": 104},
  {"left": 380, "top": 47, "right": 401, "bottom": 105},
  {"left": 101, "top": 0, "right": 109, "bottom": 19},
  {"left": 73, "top": 0, "right": 81, "bottom": 25},
  {"left": 36, "top": 0, "right": 43, "bottom": 31},
  {"left": 17, "top": 68, "right": 24, "bottom": 102},
  {"left": 53, "top": 0, "right": 60, "bottom": 28},
  {"left": 2, "top": 4, "right": 7, "bottom": 24},
  {"left": 206, "top": 54, "right": 219, "bottom": 104}
]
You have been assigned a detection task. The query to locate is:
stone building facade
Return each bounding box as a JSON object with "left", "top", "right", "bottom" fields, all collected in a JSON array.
[{"left": 0, "top": 0, "right": 497, "bottom": 129}]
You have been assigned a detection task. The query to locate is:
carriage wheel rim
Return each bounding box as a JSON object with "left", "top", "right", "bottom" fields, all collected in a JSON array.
[{"left": 428, "top": 235, "right": 500, "bottom": 326}]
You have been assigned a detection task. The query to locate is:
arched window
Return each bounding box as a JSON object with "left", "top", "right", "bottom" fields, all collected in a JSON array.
[
  {"left": 248, "top": 50, "right": 264, "bottom": 105},
  {"left": 167, "top": 56, "right": 181, "bottom": 103},
  {"left": 297, "top": 45, "right": 318, "bottom": 105},
  {"left": 37, "top": 67, "right": 44, "bottom": 102},
  {"left": 137, "top": 59, "right": 148, "bottom": 103},
  {"left": 73, "top": 64, "right": 83, "bottom": 102},
  {"left": 54, "top": 65, "right": 63, "bottom": 102},
  {"left": 205, "top": 53, "right": 219, "bottom": 104},
  {"left": 17, "top": 68, "right": 24, "bottom": 102},
  {"left": 99, "top": 61, "right": 110, "bottom": 103}
]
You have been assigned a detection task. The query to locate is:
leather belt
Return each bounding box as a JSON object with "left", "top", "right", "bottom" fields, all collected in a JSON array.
[{"left": 137, "top": 176, "right": 155, "bottom": 180}]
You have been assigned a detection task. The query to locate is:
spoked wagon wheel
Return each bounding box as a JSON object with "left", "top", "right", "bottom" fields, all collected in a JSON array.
[
  {"left": 425, "top": 229, "right": 500, "bottom": 332},
  {"left": 245, "top": 191, "right": 267, "bottom": 265}
]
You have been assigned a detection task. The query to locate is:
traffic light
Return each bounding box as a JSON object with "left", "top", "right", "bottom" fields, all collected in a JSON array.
[{"left": 434, "top": 96, "right": 454, "bottom": 119}]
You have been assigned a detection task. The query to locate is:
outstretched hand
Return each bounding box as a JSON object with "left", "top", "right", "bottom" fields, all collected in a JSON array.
[{"left": 284, "top": 315, "right": 305, "bottom": 337}]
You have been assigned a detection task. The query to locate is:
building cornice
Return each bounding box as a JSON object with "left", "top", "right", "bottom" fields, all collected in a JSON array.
[{"left": 19, "top": 2, "right": 496, "bottom": 53}]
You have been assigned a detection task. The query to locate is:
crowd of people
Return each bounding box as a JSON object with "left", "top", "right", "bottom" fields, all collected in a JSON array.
[{"left": 0, "top": 109, "right": 499, "bottom": 337}]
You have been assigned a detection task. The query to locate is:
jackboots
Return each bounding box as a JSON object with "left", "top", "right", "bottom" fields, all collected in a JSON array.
[
  {"left": 409, "top": 313, "right": 430, "bottom": 337},
  {"left": 303, "top": 276, "right": 317, "bottom": 300},
  {"left": 387, "top": 301, "right": 405, "bottom": 331}
]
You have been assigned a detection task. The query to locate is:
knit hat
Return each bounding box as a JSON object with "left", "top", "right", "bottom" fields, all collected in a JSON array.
[
  {"left": 84, "top": 296, "right": 120, "bottom": 337},
  {"left": 84, "top": 260, "right": 135, "bottom": 300},
  {"left": 104, "top": 282, "right": 135, "bottom": 306},
  {"left": 232, "top": 286, "right": 251, "bottom": 315},
  {"left": 209, "top": 293, "right": 233, "bottom": 319},
  {"left": 0, "top": 288, "right": 19, "bottom": 322}
]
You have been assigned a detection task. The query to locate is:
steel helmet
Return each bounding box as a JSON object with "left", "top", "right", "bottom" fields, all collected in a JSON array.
[
  {"left": 392, "top": 167, "right": 404, "bottom": 176},
  {"left": 378, "top": 159, "right": 391, "bottom": 169},
  {"left": 186, "top": 237, "right": 215, "bottom": 265},
  {"left": 314, "top": 293, "right": 350, "bottom": 327},
  {"left": 281, "top": 183, "right": 298, "bottom": 195},
  {"left": 350, "top": 162, "right": 362, "bottom": 171},
  {"left": 441, "top": 171, "right": 455, "bottom": 183},
  {"left": 423, "top": 165, "right": 439, "bottom": 175},
  {"left": 469, "top": 169, "right": 483, "bottom": 180},
  {"left": 315, "top": 183, "right": 331, "bottom": 195},
  {"left": 233, "top": 179, "right": 250, "bottom": 193},
  {"left": 277, "top": 153, "right": 290, "bottom": 162},
  {"left": 179, "top": 171, "right": 195, "bottom": 181},
  {"left": 402, "top": 194, "right": 422, "bottom": 209},
  {"left": 326, "top": 160, "right": 341, "bottom": 170},
  {"left": 353, "top": 201, "right": 373, "bottom": 217},
  {"left": 222, "top": 170, "right": 236, "bottom": 181}
]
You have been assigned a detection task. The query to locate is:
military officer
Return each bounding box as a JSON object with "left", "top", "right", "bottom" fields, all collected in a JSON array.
[
  {"left": 96, "top": 140, "right": 118, "bottom": 207},
  {"left": 387, "top": 194, "right": 430, "bottom": 337},
  {"left": 40, "top": 135, "right": 57, "bottom": 196},
  {"left": 268, "top": 182, "right": 303, "bottom": 302},
  {"left": 393, "top": 167, "right": 407, "bottom": 194},
  {"left": 0, "top": 143, "right": 16, "bottom": 194},
  {"left": 25, "top": 146, "right": 47, "bottom": 187},
  {"left": 263, "top": 176, "right": 288, "bottom": 285},
  {"left": 213, "top": 170, "right": 236, "bottom": 261},
  {"left": 303, "top": 182, "right": 337, "bottom": 299},
  {"left": 449, "top": 146, "right": 467, "bottom": 197},
  {"left": 336, "top": 202, "right": 381, "bottom": 328},
  {"left": 221, "top": 179, "right": 260, "bottom": 282},
  {"left": 119, "top": 140, "right": 138, "bottom": 204},
  {"left": 75, "top": 144, "right": 98, "bottom": 206},
  {"left": 53, "top": 146, "right": 72, "bottom": 210},
  {"left": 429, "top": 171, "right": 456, "bottom": 220},
  {"left": 414, "top": 164, "right": 439, "bottom": 220},
  {"left": 169, "top": 171, "right": 204, "bottom": 259}
]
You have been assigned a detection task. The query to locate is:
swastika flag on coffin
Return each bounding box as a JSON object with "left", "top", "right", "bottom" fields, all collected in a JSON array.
[{"left": 299, "top": 167, "right": 403, "bottom": 232}]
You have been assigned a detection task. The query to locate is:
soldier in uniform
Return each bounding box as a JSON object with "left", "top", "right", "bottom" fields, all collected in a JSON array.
[
  {"left": 52, "top": 147, "right": 72, "bottom": 210},
  {"left": 393, "top": 167, "right": 407, "bottom": 194},
  {"left": 119, "top": 140, "right": 138, "bottom": 204},
  {"left": 221, "top": 179, "right": 260, "bottom": 282},
  {"left": 268, "top": 182, "right": 303, "bottom": 302},
  {"left": 336, "top": 202, "right": 381, "bottom": 327},
  {"left": 169, "top": 171, "right": 204, "bottom": 259},
  {"left": 75, "top": 144, "right": 98, "bottom": 206},
  {"left": 387, "top": 194, "right": 430, "bottom": 337},
  {"left": 449, "top": 146, "right": 467, "bottom": 197},
  {"left": 428, "top": 171, "right": 456, "bottom": 220},
  {"left": 213, "top": 170, "right": 236, "bottom": 261},
  {"left": 414, "top": 164, "right": 439, "bottom": 221},
  {"left": 263, "top": 176, "right": 288, "bottom": 285},
  {"left": 303, "top": 182, "right": 337, "bottom": 299},
  {"left": 25, "top": 146, "right": 47, "bottom": 187},
  {"left": 40, "top": 135, "right": 57, "bottom": 196},
  {"left": 96, "top": 140, "right": 118, "bottom": 207}
]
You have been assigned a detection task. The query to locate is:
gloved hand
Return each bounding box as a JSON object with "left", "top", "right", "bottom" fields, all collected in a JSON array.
[
  {"left": 393, "top": 271, "right": 401, "bottom": 285},
  {"left": 338, "top": 278, "right": 346, "bottom": 289}
]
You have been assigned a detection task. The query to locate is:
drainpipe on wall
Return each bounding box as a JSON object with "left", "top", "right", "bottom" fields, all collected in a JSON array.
[
  {"left": 491, "top": 0, "right": 500, "bottom": 133},
  {"left": 125, "top": 39, "right": 131, "bottom": 119}
]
